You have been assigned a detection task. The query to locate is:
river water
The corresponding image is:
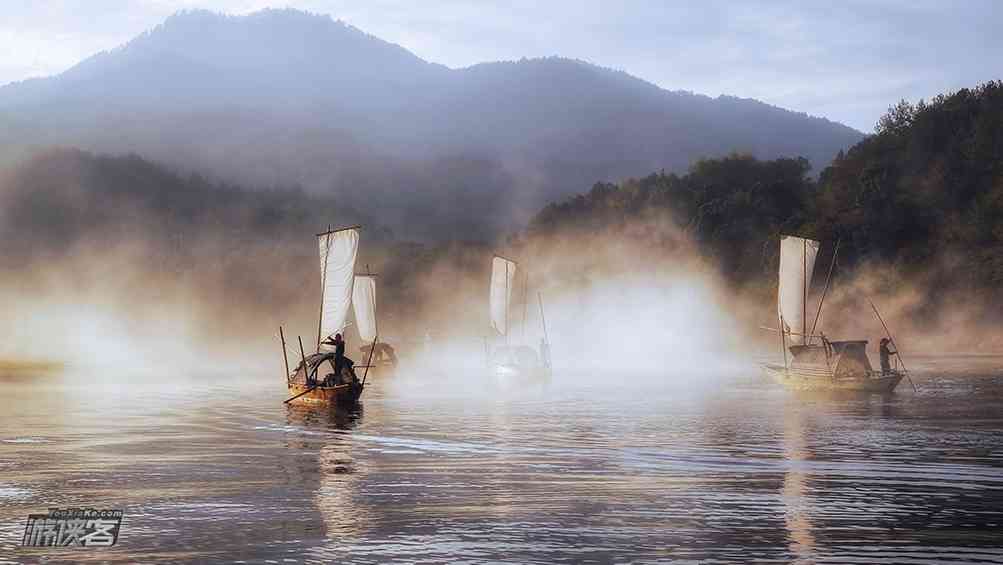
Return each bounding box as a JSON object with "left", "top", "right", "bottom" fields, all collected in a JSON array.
[{"left": 1, "top": 357, "right": 1002, "bottom": 563}]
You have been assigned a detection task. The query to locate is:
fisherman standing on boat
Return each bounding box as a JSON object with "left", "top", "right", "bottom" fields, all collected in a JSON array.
[
  {"left": 322, "top": 333, "right": 353, "bottom": 382},
  {"left": 879, "top": 338, "right": 898, "bottom": 373}
]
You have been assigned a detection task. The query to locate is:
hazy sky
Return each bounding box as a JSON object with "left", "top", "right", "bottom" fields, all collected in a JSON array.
[{"left": 2, "top": 0, "right": 1000, "bottom": 132}]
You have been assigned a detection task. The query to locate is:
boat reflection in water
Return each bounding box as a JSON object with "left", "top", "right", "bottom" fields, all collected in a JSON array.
[{"left": 283, "top": 402, "right": 370, "bottom": 548}]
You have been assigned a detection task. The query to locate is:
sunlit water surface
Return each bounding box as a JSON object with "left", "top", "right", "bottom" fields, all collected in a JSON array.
[{"left": 2, "top": 357, "right": 1002, "bottom": 563}]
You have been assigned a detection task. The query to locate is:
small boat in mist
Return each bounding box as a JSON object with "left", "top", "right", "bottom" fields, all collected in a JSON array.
[
  {"left": 352, "top": 270, "right": 398, "bottom": 373},
  {"left": 487, "top": 255, "right": 552, "bottom": 381},
  {"left": 762, "top": 235, "right": 904, "bottom": 393},
  {"left": 280, "top": 225, "right": 370, "bottom": 405}
]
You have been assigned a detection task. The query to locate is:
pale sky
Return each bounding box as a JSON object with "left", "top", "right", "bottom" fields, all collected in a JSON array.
[{"left": 2, "top": 0, "right": 1000, "bottom": 132}]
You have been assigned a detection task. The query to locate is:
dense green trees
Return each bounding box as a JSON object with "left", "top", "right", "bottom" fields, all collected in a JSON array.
[
  {"left": 528, "top": 81, "right": 1003, "bottom": 294},
  {"left": 529, "top": 154, "right": 814, "bottom": 283}
]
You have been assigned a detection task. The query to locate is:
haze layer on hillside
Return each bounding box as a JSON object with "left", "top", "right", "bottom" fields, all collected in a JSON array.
[{"left": 0, "top": 9, "right": 861, "bottom": 240}]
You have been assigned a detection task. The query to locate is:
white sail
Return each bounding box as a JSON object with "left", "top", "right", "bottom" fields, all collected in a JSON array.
[
  {"left": 778, "top": 235, "right": 820, "bottom": 344},
  {"left": 318, "top": 227, "right": 360, "bottom": 349},
  {"left": 352, "top": 275, "right": 378, "bottom": 343},
  {"left": 490, "top": 256, "right": 516, "bottom": 336}
]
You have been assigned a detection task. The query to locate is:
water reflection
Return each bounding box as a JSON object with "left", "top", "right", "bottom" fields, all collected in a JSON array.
[
  {"left": 1, "top": 363, "right": 1003, "bottom": 563},
  {"left": 782, "top": 398, "right": 816, "bottom": 563},
  {"left": 285, "top": 402, "right": 370, "bottom": 545}
]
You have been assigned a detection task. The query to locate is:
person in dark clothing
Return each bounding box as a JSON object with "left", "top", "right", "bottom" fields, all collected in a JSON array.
[
  {"left": 321, "top": 333, "right": 354, "bottom": 384},
  {"left": 879, "top": 338, "right": 897, "bottom": 373},
  {"left": 331, "top": 333, "right": 346, "bottom": 381}
]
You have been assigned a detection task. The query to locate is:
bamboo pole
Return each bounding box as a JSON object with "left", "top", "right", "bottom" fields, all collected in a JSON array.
[
  {"left": 866, "top": 297, "right": 918, "bottom": 392},
  {"left": 537, "top": 292, "right": 549, "bottom": 345},
  {"left": 284, "top": 336, "right": 316, "bottom": 404},
  {"left": 315, "top": 225, "right": 362, "bottom": 237},
  {"left": 279, "top": 326, "right": 290, "bottom": 385},
  {"left": 298, "top": 336, "right": 311, "bottom": 385},
  {"left": 360, "top": 335, "right": 379, "bottom": 390},
  {"left": 538, "top": 292, "right": 551, "bottom": 369},
  {"left": 284, "top": 385, "right": 319, "bottom": 404},
  {"left": 779, "top": 316, "right": 789, "bottom": 371}
]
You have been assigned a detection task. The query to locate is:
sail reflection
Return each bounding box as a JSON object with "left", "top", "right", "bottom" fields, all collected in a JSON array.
[{"left": 781, "top": 399, "right": 816, "bottom": 563}]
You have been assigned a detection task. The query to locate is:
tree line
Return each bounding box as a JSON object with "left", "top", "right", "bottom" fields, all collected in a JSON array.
[{"left": 527, "top": 81, "right": 1003, "bottom": 298}]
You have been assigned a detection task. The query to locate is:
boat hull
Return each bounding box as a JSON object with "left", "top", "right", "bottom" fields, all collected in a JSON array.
[
  {"left": 286, "top": 382, "right": 363, "bottom": 405},
  {"left": 763, "top": 364, "right": 903, "bottom": 393}
]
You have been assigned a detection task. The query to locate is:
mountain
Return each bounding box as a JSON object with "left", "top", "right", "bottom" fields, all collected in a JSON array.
[{"left": 0, "top": 8, "right": 863, "bottom": 239}]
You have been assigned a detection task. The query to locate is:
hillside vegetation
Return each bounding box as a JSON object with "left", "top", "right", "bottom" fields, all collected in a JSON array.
[{"left": 529, "top": 82, "right": 1003, "bottom": 298}]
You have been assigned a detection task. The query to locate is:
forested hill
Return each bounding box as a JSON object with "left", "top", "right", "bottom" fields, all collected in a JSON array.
[
  {"left": 528, "top": 81, "right": 1003, "bottom": 292},
  {"left": 0, "top": 148, "right": 374, "bottom": 269},
  {"left": 0, "top": 8, "right": 862, "bottom": 240}
]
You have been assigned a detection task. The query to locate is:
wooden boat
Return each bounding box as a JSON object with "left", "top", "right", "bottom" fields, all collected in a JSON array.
[
  {"left": 762, "top": 235, "right": 906, "bottom": 393},
  {"left": 486, "top": 255, "right": 552, "bottom": 381},
  {"left": 286, "top": 352, "right": 364, "bottom": 405},
  {"left": 280, "top": 225, "right": 373, "bottom": 406},
  {"left": 762, "top": 341, "right": 903, "bottom": 393}
]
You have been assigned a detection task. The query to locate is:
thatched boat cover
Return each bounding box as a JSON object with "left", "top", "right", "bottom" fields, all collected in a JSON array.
[{"left": 290, "top": 352, "right": 340, "bottom": 385}]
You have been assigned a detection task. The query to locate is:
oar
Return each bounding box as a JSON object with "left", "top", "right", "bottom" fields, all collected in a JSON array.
[
  {"left": 867, "top": 297, "right": 918, "bottom": 393},
  {"left": 284, "top": 384, "right": 318, "bottom": 404}
]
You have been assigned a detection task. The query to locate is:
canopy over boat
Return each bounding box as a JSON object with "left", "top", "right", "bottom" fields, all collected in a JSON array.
[
  {"left": 778, "top": 235, "right": 820, "bottom": 345},
  {"left": 318, "top": 226, "right": 360, "bottom": 350},
  {"left": 352, "top": 274, "right": 378, "bottom": 343},
  {"left": 288, "top": 351, "right": 349, "bottom": 385},
  {"left": 490, "top": 256, "right": 516, "bottom": 337}
]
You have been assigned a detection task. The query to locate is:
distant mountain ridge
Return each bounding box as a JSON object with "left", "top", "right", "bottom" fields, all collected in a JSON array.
[{"left": 0, "top": 8, "right": 864, "bottom": 239}]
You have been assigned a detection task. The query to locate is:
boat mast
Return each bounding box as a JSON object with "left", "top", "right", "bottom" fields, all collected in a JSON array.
[
  {"left": 317, "top": 225, "right": 332, "bottom": 351},
  {"left": 521, "top": 269, "right": 529, "bottom": 344},
  {"left": 810, "top": 239, "right": 840, "bottom": 337},
  {"left": 505, "top": 260, "right": 510, "bottom": 346},
  {"left": 780, "top": 314, "right": 788, "bottom": 370},
  {"left": 802, "top": 239, "right": 807, "bottom": 344}
]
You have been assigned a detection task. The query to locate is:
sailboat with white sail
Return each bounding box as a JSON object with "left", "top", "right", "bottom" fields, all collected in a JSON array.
[
  {"left": 761, "top": 235, "right": 904, "bottom": 393},
  {"left": 279, "top": 225, "right": 371, "bottom": 405},
  {"left": 487, "top": 255, "right": 552, "bottom": 380},
  {"left": 352, "top": 272, "right": 398, "bottom": 372}
]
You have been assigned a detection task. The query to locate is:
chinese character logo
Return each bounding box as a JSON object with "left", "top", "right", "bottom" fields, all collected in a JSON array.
[{"left": 22, "top": 508, "right": 123, "bottom": 547}]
